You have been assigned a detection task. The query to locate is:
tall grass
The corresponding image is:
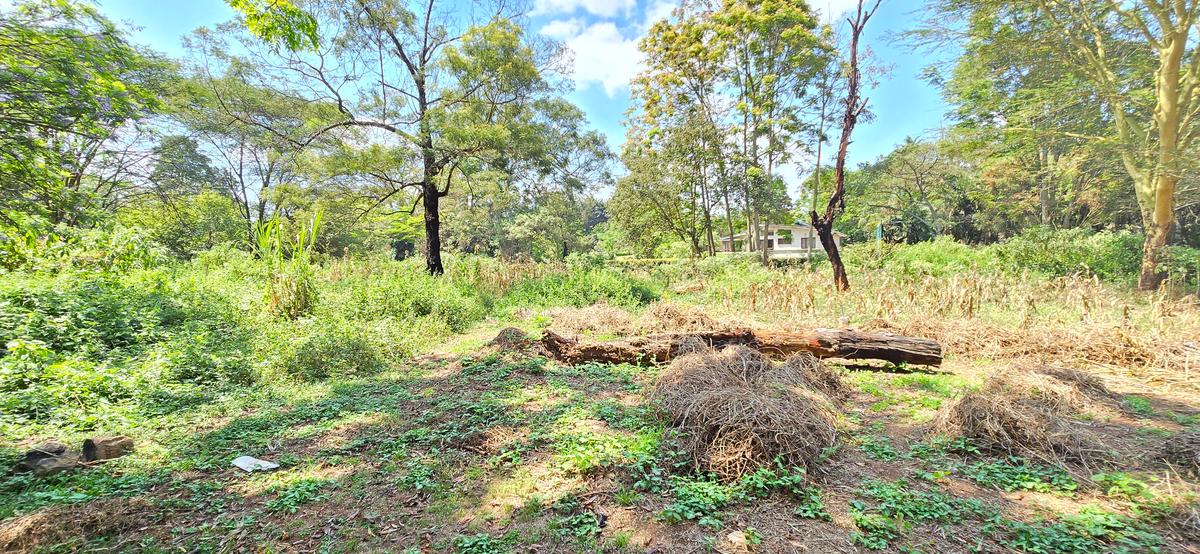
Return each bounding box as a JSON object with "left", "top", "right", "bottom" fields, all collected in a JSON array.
[{"left": 255, "top": 213, "right": 322, "bottom": 319}]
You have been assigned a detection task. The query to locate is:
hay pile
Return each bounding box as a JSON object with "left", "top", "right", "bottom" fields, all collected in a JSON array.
[
  {"left": 0, "top": 498, "right": 148, "bottom": 552},
  {"left": 545, "top": 302, "right": 726, "bottom": 337},
  {"left": 652, "top": 345, "right": 841, "bottom": 481},
  {"left": 641, "top": 302, "right": 721, "bottom": 334},
  {"left": 483, "top": 327, "right": 548, "bottom": 358},
  {"left": 1161, "top": 430, "right": 1200, "bottom": 476},
  {"left": 931, "top": 366, "right": 1117, "bottom": 466},
  {"left": 544, "top": 303, "right": 635, "bottom": 335}
]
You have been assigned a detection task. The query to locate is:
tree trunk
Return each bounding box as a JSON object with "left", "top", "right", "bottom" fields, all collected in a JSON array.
[
  {"left": 812, "top": 0, "right": 878, "bottom": 292},
  {"left": 1138, "top": 173, "right": 1176, "bottom": 289},
  {"left": 423, "top": 183, "right": 444, "bottom": 275},
  {"left": 538, "top": 328, "right": 942, "bottom": 366}
]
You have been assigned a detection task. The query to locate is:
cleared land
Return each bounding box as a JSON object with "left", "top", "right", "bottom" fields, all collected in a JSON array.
[{"left": 1, "top": 259, "right": 1198, "bottom": 553}]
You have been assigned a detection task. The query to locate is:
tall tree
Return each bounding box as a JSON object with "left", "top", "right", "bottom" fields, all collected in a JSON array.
[
  {"left": 0, "top": 0, "right": 164, "bottom": 223},
  {"left": 211, "top": 0, "right": 564, "bottom": 274},
  {"left": 813, "top": 0, "right": 881, "bottom": 291},
  {"left": 921, "top": 0, "right": 1200, "bottom": 289}
]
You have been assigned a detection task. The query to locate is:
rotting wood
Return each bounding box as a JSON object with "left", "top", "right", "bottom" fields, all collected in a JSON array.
[{"left": 539, "top": 328, "right": 942, "bottom": 366}]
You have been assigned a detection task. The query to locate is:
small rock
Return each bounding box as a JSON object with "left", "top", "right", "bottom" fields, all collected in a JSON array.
[
  {"left": 13, "top": 442, "right": 68, "bottom": 473},
  {"left": 31, "top": 453, "right": 79, "bottom": 476},
  {"left": 82, "top": 436, "right": 134, "bottom": 462}
]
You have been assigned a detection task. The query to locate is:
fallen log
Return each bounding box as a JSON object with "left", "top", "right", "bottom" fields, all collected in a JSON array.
[{"left": 540, "top": 328, "right": 942, "bottom": 366}]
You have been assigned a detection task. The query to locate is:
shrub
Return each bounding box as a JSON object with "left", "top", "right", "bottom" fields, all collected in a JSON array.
[
  {"left": 991, "top": 228, "right": 1141, "bottom": 282},
  {"left": 0, "top": 275, "right": 172, "bottom": 358},
  {"left": 0, "top": 340, "right": 138, "bottom": 426},
  {"left": 278, "top": 321, "right": 385, "bottom": 381},
  {"left": 499, "top": 267, "right": 659, "bottom": 309}
]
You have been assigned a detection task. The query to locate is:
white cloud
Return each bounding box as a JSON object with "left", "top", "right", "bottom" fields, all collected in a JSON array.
[
  {"left": 640, "top": 0, "right": 675, "bottom": 30},
  {"left": 539, "top": 18, "right": 584, "bottom": 39},
  {"left": 537, "top": 1, "right": 684, "bottom": 97},
  {"left": 543, "top": 20, "right": 643, "bottom": 96},
  {"left": 531, "top": 0, "right": 637, "bottom": 18}
]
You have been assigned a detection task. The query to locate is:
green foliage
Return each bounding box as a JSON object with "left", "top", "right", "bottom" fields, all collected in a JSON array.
[
  {"left": 453, "top": 533, "right": 511, "bottom": 554},
  {"left": 1122, "top": 396, "right": 1154, "bottom": 417},
  {"left": 256, "top": 214, "right": 322, "bottom": 319},
  {"left": 0, "top": 0, "right": 164, "bottom": 220},
  {"left": 278, "top": 320, "right": 384, "bottom": 381},
  {"left": 1091, "top": 473, "right": 1153, "bottom": 501},
  {"left": 264, "top": 477, "right": 329, "bottom": 513},
  {"left": 958, "top": 457, "right": 1077, "bottom": 494},
  {"left": 659, "top": 463, "right": 827, "bottom": 528},
  {"left": 549, "top": 495, "right": 602, "bottom": 541},
  {"left": 498, "top": 268, "right": 660, "bottom": 309},
  {"left": 225, "top": 0, "right": 317, "bottom": 51},
  {"left": 999, "top": 507, "right": 1163, "bottom": 554},
  {"left": 658, "top": 476, "right": 739, "bottom": 528},
  {"left": 991, "top": 228, "right": 1145, "bottom": 283},
  {"left": 849, "top": 479, "right": 993, "bottom": 550}
]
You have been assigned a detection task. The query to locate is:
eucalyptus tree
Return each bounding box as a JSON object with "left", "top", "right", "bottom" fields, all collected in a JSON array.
[
  {"left": 920, "top": 0, "right": 1200, "bottom": 289},
  {"left": 635, "top": 6, "right": 734, "bottom": 251},
  {"left": 713, "top": 0, "right": 829, "bottom": 259},
  {"left": 212, "top": 0, "right": 569, "bottom": 274},
  {"left": 627, "top": 0, "right": 831, "bottom": 259}
]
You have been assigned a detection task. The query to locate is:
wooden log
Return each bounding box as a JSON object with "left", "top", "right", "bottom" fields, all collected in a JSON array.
[{"left": 540, "top": 328, "right": 942, "bottom": 366}]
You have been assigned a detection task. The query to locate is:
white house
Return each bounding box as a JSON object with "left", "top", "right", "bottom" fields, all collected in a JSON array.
[{"left": 719, "top": 222, "right": 844, "bottom": 259}]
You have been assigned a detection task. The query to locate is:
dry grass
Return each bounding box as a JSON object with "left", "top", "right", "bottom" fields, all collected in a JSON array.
[
  {"left": 0, "top": 498, "right": 149, "bottom": 552},
  {"left": 651, "top": 345, "right": 840, "bottom": 481},
  {"left": 545, "top": 301, "right": 726, "bottom": 337},
  {"left": 1162, "top": 430, "right": 1200, "bottom": 477},
  {"left": 930, "top": 366, "right": 1120, "bottom": 467},
  {"left": 544, "top": 303, "right": 635, "bottom": 336},
  {"left": 699, "top": 268, "right": 1199, "bottom": 394}
]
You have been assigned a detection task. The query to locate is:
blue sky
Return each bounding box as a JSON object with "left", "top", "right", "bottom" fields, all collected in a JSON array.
[{"left": 96, "top": 0, "right": 949, "bottom": 174}]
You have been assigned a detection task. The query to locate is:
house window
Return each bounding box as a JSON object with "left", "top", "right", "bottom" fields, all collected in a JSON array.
[{"left": 777, "top": 230, "right": 793, "bottom": 245}]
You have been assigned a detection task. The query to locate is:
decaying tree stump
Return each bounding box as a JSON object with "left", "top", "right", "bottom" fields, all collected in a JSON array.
[{"left": 540, "top": 328, "right": 942, "bottom": 366}]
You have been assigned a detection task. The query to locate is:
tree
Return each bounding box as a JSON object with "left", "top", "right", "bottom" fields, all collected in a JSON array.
[
  {"left": 813, "top": 0, "right": 881, "bottom": 291},
  {"left": 212, "top": 0, "right": 567, "bottom": 274},
  {"left": 623, "top": 0, "right": 830, "bottom": 260},
  {"left": 921, "top": 0, "right": 1200, "bottom": 289},
  {"left": 0, "top": 0, "right": 164, "bottom": 223}
]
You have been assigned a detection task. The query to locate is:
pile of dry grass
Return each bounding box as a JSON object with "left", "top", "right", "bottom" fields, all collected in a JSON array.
[
  {"left": 641, "top": 302, "right": 722, "bottom": 334},
  {"left": 482, "top": 327, "right": 549, "bottom": 359},
  {"left": 544, "top": 303, "right": 635, "bottom": 336},
  {"left": 931, "top": 366, "right": 1118, "bottom": 466},
  {"left": 652, "top": 345, "right": 841, "bottom": 481},
  {"left": 1161, "top": 430, "right": 1200, "bottom": 476},
  {"left": 545, "top": 302, "right": 727, "bottom": 338},
  {"left": 0, "top": 498, "right": 148, "bottom": 552}
]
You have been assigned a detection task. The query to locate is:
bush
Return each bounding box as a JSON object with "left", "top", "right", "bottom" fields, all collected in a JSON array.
[
  {"left": 991, "top": 228, "right": 1143, "bottom": 282},
  {"left": 0, "top": 274, "right": 173, "bottom": 358},
  {"left": 278, "top": 321, "right": 385, "bottom": 381},
  {"left": 499, "top": 267, "right": 660, "bottom": 309},
  {"left": 0, "top": 339, "right": 139, "bottom": 426},
  {"left": 843, "top": 237, "right": 994, "bottom": 278}
]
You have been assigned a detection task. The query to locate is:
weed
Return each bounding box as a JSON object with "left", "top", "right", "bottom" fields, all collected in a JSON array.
[
  {"left": 453, "top": 533, "right": 511, "bottom": 554},
  {"left": 1122, "top": 396, "right": 1154, "bottom": 417},
  {"left": 959, "top": 457, "right": 1077, "bottom": 493},
  {"left": 399, "top": 459, "right": 441, "bottom": 494},
  {"left": 998, "top": 507, "right": 1163, "bottom": 554},
  {"left": 860, "top": 435, "right": 901, "bottom": 461},
  {"left": 615, "top": 488, "right": 642, "bottom": 507},
  {"left": 1092, "top": 472, "right": 1153, "bottom": 501},
  {"left": 265, "top": 478, "right": 329, "bottom": 513},
  {"left": 849, "top": 479, "right": 994, "bottom": 549}
]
